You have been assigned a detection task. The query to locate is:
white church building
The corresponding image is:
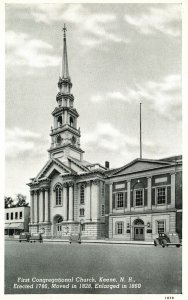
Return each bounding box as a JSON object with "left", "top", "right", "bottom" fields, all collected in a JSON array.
[
  {"left": 28, "top": 26, "right": 108, "bottom": 239},
  {"left": 28, "top": 27, "right": 182, "bottom": 241}
]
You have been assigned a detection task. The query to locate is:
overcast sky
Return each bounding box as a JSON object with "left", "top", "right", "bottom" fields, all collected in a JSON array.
[{"left": 5, "top": 3, "right": 182, "bottom": 201}]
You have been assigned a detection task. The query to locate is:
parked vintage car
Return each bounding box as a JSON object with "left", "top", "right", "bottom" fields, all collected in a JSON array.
[
  {"left": 19, "top": 232, "right": 31, "bottom": 242},
  {"left": 69, "top": 233, "right": 81, "bottom": 244},
  {"left": 30, "top": 233, "right": 43, "bottom": 243},
  {"left": 154, "top": 232, "right": 181, "bottom": 248}
]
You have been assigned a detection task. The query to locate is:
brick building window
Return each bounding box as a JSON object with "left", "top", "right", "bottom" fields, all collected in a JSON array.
[
  {"left": 135, "top": 189, "right": 143, "bottom": 207},
  {"left": 15, "top": 212, "right": 18, "bottom": 219},
  {"left": 81, "top": 224, "right": 85, "bottom": 231},
  {"left": 116, "top": 222, "right": 123, "bottom": 234},
  {"left": 117, "top": 192, "right": 124, "bottom": 208},
  {"left": 101, "top": 204, "right": 105, "bottom": 216},
  {"left": 6, "top": 213, "right": 9, "bottom": 220},
  {"left": 157, "top": 187, "right": 166, "bottom": 204},
  {"left": 80, "top": 185, "right": 85, "bottom": 204},
  {"left": 55, "top": 185, "right": 62, "bottom": 206},
  {"left": 80, "top": 208, "right": 85, "bottom": 217},
  {"left": 157, "top": 220, "right": 165, "bottom": 233},
  {"left": 19, "top": 212, "right": 22, "bottom": 219},
  {"left": 11, "top": 212, "right": 13, "bottom": 220}
]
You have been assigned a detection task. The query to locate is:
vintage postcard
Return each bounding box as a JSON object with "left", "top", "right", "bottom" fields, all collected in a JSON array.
[{"left": 1, "top": 0, "right": 188, "bottom": 299}]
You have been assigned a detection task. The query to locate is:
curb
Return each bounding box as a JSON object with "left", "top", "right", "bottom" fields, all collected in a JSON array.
[{"left": 5, "top": 238, "right": 153, "bottom": 246}]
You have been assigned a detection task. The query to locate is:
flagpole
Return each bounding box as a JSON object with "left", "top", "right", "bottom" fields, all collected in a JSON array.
[{"left": 140, "top": 102, "right": 142, "bottom": 159}]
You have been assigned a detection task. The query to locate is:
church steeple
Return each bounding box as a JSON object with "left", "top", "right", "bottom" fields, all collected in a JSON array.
[
  {"left": 48, "top": 26, "right": 84, "bottom": 162},
  {"left": 62, "top": 24, "right": 69, "bottom": 79},
  {"left": 57, "top": 24, "right": 73, "bottom": 105}
]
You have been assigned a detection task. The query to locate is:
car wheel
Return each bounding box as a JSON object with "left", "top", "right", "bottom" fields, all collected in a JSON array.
[
  {"left": 162, "top": 239, "right": 167, "bottom": 248},
  {"left": 176, "top": 244, "right": 181, "bottom": 248}
]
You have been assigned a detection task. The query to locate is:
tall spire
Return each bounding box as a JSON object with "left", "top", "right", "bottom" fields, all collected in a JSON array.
[{"left": 62, "top": 24, "right": 69, "bottom": 79}]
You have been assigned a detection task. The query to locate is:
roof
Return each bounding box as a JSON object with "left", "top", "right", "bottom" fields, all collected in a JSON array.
[{"left": 106, "top": 156, "right": 181, "bottom": 177}]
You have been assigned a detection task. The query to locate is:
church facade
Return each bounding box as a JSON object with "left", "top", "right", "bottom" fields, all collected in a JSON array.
[{"left": 28, "top": 27, "right": 182, "bottom": 241}]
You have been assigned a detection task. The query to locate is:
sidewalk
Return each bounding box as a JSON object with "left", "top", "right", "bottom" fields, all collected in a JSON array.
[
  {"left": 44, "top": 238, "right": 153, "bottom": 245},
  {"left": 5, "top": 236, "right": 153, "bottom": 245}
]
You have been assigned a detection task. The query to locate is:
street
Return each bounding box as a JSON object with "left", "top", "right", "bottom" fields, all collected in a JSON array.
[{"left": 5, "top": 241, "right": 182, "bottom": 294}]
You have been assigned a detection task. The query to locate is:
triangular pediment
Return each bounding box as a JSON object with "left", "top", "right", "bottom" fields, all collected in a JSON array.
[
  {"left": 113, "top": 159, "right": 172, "bottom": 176},
  {"left": 35, "top": 158, "right": 76, "bottom": 181}
]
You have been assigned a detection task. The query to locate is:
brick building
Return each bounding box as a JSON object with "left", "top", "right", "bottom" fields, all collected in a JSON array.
[
  {"left": 105, "top": 156, "right": 182, "bottom": 241},
  {"left": 5, "top": 206, "right": 30, "bottom": 236},
  {"left": 27, "top": 27, "right": 182, "bottom": 241}
]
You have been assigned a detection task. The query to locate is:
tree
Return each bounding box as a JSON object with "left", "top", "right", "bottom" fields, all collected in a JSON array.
[
  {"left": 15, "top": 194, "right": 29, "bottom": 207},
  {"left": 4, "top": 196, "right": 13, "bottom": 208}
]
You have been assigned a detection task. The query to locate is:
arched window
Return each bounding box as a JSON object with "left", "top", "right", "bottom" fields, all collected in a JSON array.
[
  {"left": 55, "top": 185, "right": 62, "bottom": 206},
  {"left": 80, "top": 185, "right": 85, "bottom": 204},
  {"left": 70, "top": 116, "right": 74, "bottom": 127},
  {"left": 56, "top": 135, "right": 62, "bottom": 145},
  {"left": 80, "top": 208, "right": 85, "bottom": 217},
  {"left": 57, "top": 116, "right": 62, "bottom": 127}
]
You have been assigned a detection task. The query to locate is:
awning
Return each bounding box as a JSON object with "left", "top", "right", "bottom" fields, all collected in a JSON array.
[{"left": 5, "top": 223, "right": 24, "bottom": 230}]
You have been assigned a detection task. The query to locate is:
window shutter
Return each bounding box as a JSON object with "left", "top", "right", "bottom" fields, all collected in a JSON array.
[
  {"left": 124, "top": 192, "right": 127, "bottom": 208},
  {"left": 167, "top": 186, "right": 171, "bottom": 204},
  {"left": 112, "top": 194, "right": 116, "bottom": 209},
  {"left": 152, "top": 188, "right": 155, "bottom": 205},
  {"left": 144, "top": 189, "right": 147, "bottom": 206},
  {"left": 131, "top": 191, "right": 134, "bottom": 207}
]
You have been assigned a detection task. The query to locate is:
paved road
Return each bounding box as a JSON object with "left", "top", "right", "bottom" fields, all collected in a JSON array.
[{"left": 5, "top": 241, "right": 182, "bottom": 294}]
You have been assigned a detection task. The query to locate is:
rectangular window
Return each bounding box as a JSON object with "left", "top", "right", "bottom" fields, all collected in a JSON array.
[
  {"left": 116, "top": 222, "right": 123, "bottom": 234},
  {"left": 135, "top": 189, "right": 143, "bottom": 206},
  {"left": 117, "top": 192, "right": 124, "bottom": 208},
  {"left": 157, "top": 220, "right": 165, "bottom": 233},
  {"left": 19, "top": 212, "right": 23, "bottom": 219},
  {"left": 6, "top": 213, "right": 9, "bottom": 220},
  {"left": 157, "top": 187, "right": 166, "bottom": 205},
  {"left": 101, "top": 204, "right": 105, "bottom": 216},
  {"left": 80, "top": 208, "right": 85, "bottom": 217},
  {"left": 11, "top": 212, "right": 13, "bottom": 220},
  {"left": 15, "top": 212, "right": 18, "bottom": 219},
  {"left": 81, "top": 224, "right": 85, "bottom": 231},
  {"left": 80, "top": 185, "right": 85, "bottom": 204}
]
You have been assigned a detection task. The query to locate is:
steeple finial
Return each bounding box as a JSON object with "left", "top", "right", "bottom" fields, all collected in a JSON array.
[
  {"left": 62, "top": 24, "right": 69, "bottom": 79},
  {"left": 62, "top": 23, "right": 67, "bottom": 39}
]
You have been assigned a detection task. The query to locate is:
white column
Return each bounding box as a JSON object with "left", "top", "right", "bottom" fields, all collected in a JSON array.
[
  {"left": 147, "top": 177, "right": 152, "bottom": 209},
  {"left": 85, "top": 182, "right": 91, "bottom": 221},
  {"left": 34, "top": 191, "right": 38, "bottom": 223},
  {"left": 63, "top": 184, "right": 67, "bottom": 221},
  {"left": 91, "top": 180, "right": 99, "bottom": 221},
  {"left": 44, "top": 189, "right": 49, "bottom": 222},
  {"left": 171, "top": 173, "right": 176, "bottom": 207},
  {"left": 65, "top": 110, "right": 68, "bottom": 124},
  {"left": 39, "top": 189, "right": 44, "bottom": 223},
  {"left": 127, "top": 180, "right": 131, "bottom": 211},
  {"left": 109, "top": 184, "right": 113, "bottom": 214},
  {"left": 30, "top": 191, "right": 34, "bottom": 224},
  {"left": 69, "top": 183, "right": 74, "bottom": 221}
]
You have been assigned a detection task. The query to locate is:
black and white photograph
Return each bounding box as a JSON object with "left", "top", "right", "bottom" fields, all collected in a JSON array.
[{"left": 2, "top": 0, "right": 186, "bottom": 297}]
